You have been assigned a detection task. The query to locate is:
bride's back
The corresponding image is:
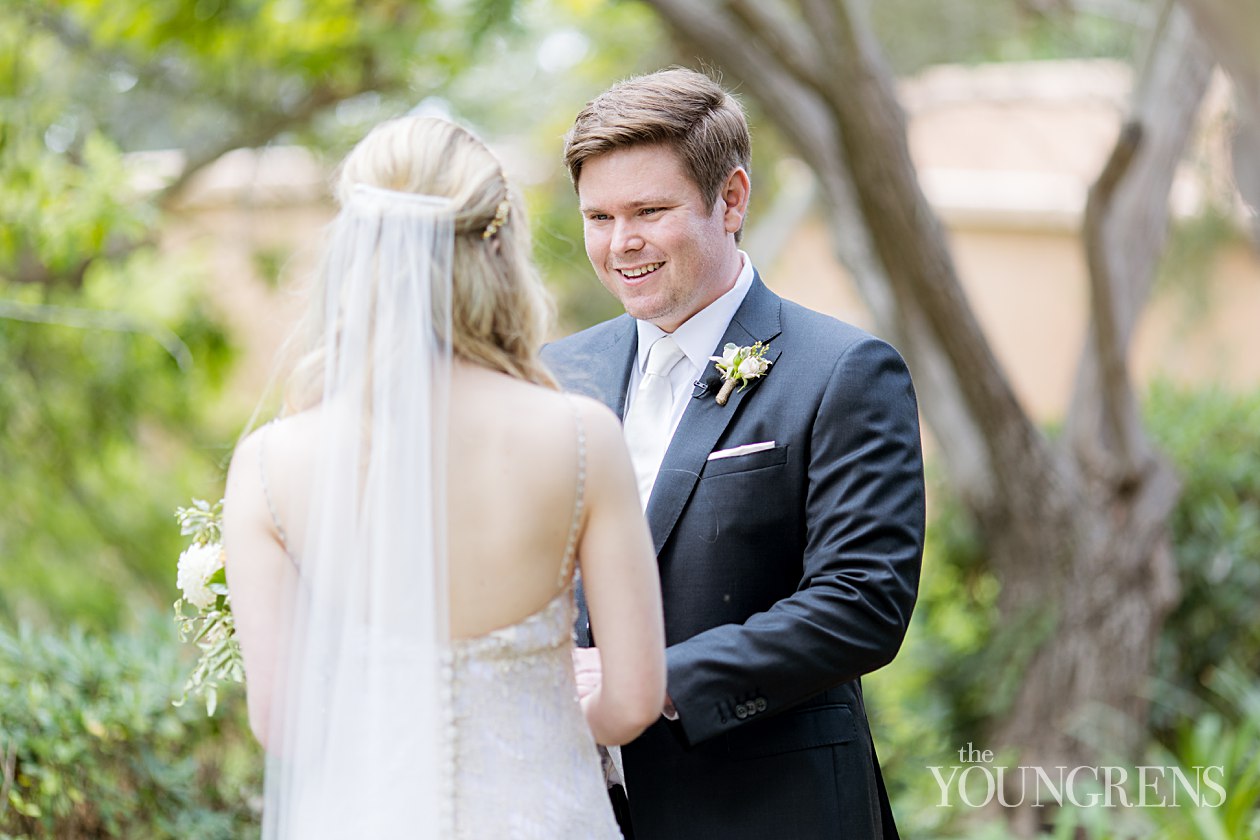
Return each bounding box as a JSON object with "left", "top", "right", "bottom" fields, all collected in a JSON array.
[
  {"left": 445, "top": 362, "right": 583, "bottom": 637},
  {"left": 259, "top": 360, "right": 583, "bottom": 641}
]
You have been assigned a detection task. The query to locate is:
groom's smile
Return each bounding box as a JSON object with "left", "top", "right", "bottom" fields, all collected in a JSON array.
[{"left": 616, "top": 261, "right": 665, "bottom": 282}]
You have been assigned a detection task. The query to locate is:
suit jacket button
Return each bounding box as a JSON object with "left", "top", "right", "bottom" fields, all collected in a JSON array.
[
  {"left": 754, "top": 697, "right": 767, "bottom": 713},
  {"left": 735, "top": 704, "right": 748, "bottom": 720}
]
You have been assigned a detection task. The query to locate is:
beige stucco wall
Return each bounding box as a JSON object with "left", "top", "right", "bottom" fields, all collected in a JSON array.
[{"left": 765, "top": 219, "right": 1260, "bottom": 425}]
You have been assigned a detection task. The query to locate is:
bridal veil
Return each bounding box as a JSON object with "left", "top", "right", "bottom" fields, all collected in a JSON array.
[{"left": 262, "top": 183, "right": 455, "bottom": 838}]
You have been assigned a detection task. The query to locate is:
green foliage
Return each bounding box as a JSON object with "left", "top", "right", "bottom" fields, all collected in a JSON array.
[
  {"left": 7, "top": 0, "right": 481, "bottom": 157},
  {"left": 869, "top": 0, "right": 1154, "bottom": 74},
  {"left": 864, "top": 466, "right": 1001, "bottom": 837},
  {"left": 0, "top": 617, "right": 261, "bottom": 838},
  {"left": 0, "top": 258, "right": 234, "bottom": 629},
  {"left": 1, "top": 1, "right": 240, "bottom": 630},
  {"left": 1050, "top": 666, "right": 1260, "bottom": 840},
  {"left": 1141, "top": 667, "right": 1260, "bottom": 840},
  {"left": 870, "top": 383, "right": 1260, "bottom": 834},
  {"left": 1146, "top": 382, "right": 1260, "bottom": 736},
  {"left": 1, "top": 0, "right": 566, "bottom": 631},
  {"left": 1156, "top": 206, "right": 1244, "bottom": 331}
]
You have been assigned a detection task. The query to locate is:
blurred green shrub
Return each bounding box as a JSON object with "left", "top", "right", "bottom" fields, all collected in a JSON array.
[
  {"left": 864, "top": 464, "right": 1001, "bottom": 837},
  {"left": 1141, "top": 666, "right": 1260, "bottom": 840},
  {"left": 0, "top": 617, "right": 261, "bottom": 838},
  {"left": 1051, "top": 664, "right": 1260, "bottom": 840},
  {"left": 1146, "top": 382, "right": 1260, "bottom": 734}
]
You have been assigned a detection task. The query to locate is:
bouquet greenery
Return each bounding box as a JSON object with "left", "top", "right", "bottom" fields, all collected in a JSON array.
[{"left": 173, "top": 498, "right": 243, "bottom": 715}]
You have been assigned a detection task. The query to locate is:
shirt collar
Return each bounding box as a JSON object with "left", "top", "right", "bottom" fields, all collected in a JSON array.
[{"left": 635, "top": 251, "right": 755, "bottom": 375}]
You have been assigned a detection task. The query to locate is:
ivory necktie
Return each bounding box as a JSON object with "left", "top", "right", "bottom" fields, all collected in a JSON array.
[{"left": 623, "top": 334, "right": 686, "bottom": 507}]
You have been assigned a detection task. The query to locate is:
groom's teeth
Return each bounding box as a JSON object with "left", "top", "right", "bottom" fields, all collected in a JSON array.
[{"left": 622, "top": 262, "right": 663, "bottom": 278}]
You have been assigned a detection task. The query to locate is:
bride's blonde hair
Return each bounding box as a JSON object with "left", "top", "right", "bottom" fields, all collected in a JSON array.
[{"left": 284, "top": 116, "right": 555, "bottom": 413}]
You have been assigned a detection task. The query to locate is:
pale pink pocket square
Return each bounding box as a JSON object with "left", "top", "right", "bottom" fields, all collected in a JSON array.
[{"left": 706, "top": 441, "right": 776, "bottom": 461}]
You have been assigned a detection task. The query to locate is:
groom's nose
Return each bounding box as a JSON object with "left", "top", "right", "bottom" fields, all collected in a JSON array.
[{"left": 610, "top": 219, "right": 645, "bottom": 254}]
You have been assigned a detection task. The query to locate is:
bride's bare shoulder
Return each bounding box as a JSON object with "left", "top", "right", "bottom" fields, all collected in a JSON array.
[
  {"left": 229, "top": 411, "right": 321, "bottom": 477},
  {"left": 558, "top": 393, "right": 622, "bottom": 448}
]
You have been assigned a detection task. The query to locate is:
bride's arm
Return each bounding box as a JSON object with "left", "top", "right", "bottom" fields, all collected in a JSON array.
[
  {"left": 222, "top": 429, "right": 298, "bottom": 749},
  {"left": 573, "top": 399, "right": 667, "bottom": 746}
]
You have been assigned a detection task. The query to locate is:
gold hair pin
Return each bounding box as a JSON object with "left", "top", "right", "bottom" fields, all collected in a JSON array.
[{"left": 482, "top": 198, "right": 511, "bottom": 239}]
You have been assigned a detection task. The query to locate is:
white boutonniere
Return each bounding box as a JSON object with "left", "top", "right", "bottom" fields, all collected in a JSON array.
[{"left": 710, "top": 341, "right": 773, "bottom": 406}]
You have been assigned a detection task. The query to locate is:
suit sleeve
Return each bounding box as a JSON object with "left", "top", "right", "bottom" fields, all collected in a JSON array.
[{"left": 665, "top": 336, "right": 925, "bottom": 746}]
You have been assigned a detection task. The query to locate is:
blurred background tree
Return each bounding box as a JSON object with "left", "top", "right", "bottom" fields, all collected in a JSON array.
[{"left": 3, "top": 0, "right": 1258, "bottom": 836}]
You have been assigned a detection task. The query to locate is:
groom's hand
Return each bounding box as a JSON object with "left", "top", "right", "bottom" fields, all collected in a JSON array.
[{"left": 572, "top": 646, "right": 602, "bottom": 700}]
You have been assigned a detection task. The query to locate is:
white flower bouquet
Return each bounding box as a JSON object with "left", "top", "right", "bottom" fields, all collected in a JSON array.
[{"left": 173, "top": 498, "right": 243, "bottom": 715}]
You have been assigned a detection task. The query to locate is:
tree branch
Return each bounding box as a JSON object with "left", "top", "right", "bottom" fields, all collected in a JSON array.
[
  {"left": 1081, "top": 120, "right": 1147, "bottom": 479},
  {"left": 9, "top": 235, "right": 156, "bottom": 290},
  {"left": 1178, "top": 0, "right": 1260, "bottom": 249},
  {"left": 24, "top": 5, "right": 372, "bottom": 209},
  {"left": 1066, "top": 1, "right": 1214, "bottom": 477},
  {"left": 725, "top": 0, "right": 823, "bottom": 87},
  {"left": 23, "top": 5, "right": 201, "bottom": 103},
  {"left": 1177, "top": 0, "right": 1260, "bottom": 108},
  {"left": 0, "top": 300, "right": 193, "bottom": 372},
  {"left": 0, "top": 736, "right": 15, "bottom": 822}
]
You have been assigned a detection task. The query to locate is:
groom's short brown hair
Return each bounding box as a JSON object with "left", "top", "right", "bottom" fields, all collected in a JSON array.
[{"left": 564, "top": 67, "right": 751, "bottom": 209}]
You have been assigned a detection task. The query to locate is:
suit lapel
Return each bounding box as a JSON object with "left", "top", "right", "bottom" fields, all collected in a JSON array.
[
  {"left": 646, "top": 275, "right": 784, "bottom": 555},
  {"left": 572, "top": 316, "right": 638, "bottom": 421}
]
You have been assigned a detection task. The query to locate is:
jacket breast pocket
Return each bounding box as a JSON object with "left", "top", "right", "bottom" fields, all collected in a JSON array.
[
  {"left": 725, "top": 703, "right": 858, "bottom": 760},
  {"left": 700, "top": 444, "right": 789, "bottom": 479}
]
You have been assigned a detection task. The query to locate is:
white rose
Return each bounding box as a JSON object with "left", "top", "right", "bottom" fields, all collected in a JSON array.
[
  {"left": 737, "top": 356, "right": 767, "bottom": 378},
  {"left": 720, "top": 344, "right": 739, "bottom": 365},
  {"left": 177, "top": 542, "right": 224, "bottom": 610}
]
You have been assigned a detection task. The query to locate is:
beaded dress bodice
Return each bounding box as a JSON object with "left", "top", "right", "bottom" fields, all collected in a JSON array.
[{"left": 444, "top": 590, "right": 620, "bottom": 838}]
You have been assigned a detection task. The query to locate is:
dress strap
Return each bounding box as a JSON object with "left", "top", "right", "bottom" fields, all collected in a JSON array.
[
  {"left": 258, "top": 422, "right": 295, "bottom": 563},
  {"left": 558, "top": 394, "right": 586, "bottom": 589}
]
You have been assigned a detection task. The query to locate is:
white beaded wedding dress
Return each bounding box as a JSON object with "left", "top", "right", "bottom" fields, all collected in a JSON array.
[{"left": 259, "top": 418, "right": 621, "bottom": 839}]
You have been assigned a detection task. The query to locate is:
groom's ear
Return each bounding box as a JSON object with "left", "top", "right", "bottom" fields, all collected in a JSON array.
[{"left": 720, "top": 167, "right": 750, "bottom": 236}]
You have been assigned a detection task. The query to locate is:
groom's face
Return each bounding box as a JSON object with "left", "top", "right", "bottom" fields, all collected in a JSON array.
[{"left": 578, "top": 143, "right": 746, "bottom": 333}]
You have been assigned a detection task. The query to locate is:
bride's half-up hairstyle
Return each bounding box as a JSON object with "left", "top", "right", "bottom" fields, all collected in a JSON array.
[{"left": 285, "top": 116, "right": 555, "bottom": 413}]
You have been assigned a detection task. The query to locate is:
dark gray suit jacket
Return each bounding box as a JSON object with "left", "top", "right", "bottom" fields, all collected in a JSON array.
[{"left": 542, "top": 274, "right": 924, "bottom": 840}]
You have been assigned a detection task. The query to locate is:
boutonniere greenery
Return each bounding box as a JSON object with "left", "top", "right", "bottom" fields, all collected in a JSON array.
[{"left": 710, "top": 341, "right": 773, "bottom": 406}]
